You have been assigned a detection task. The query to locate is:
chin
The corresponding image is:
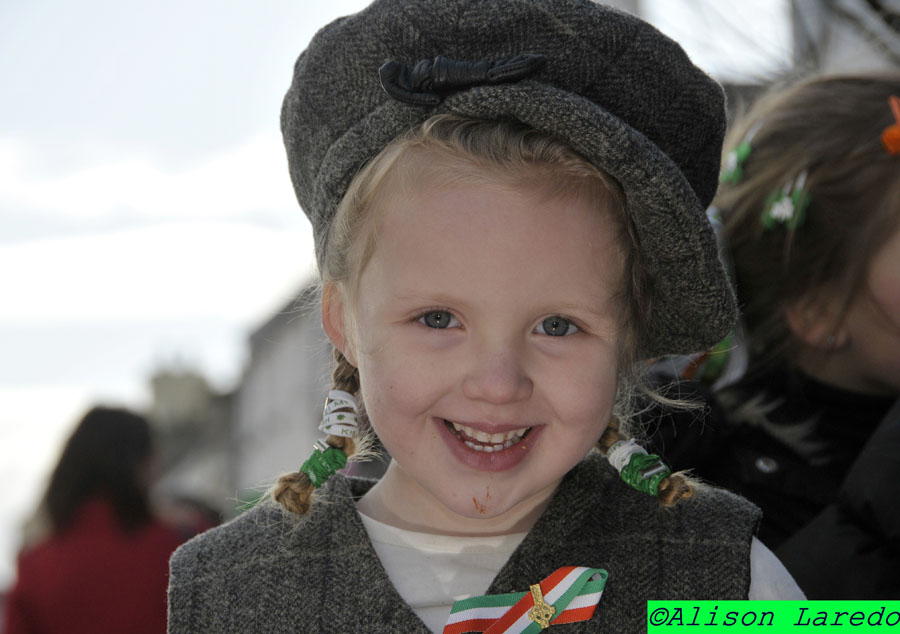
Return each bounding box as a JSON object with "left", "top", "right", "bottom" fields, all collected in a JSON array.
[{"left": 438, "top": 480, "right": 550, "bottom": 527}]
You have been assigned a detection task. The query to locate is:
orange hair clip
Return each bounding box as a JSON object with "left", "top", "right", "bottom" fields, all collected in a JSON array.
[{"left": 881, "top": 95, "right": 900, "bottom": 155}]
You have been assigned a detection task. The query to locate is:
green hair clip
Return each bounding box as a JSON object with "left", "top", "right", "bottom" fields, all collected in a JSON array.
[
  {"left": 620, "top": 453, "right": 671, "bottom": 496},
  {"left": 607, "top": 438, "right": 672, "bottom": 496},
  {"left": 761, "top": 170, "right": 810, "bottom": 230},
  {"left": 720, "top": 121, "right": 762, "bottom": 185}
]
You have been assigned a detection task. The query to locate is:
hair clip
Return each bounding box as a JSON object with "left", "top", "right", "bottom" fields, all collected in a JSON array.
[
  {"left": 606, "top": 438, "right": 671, "bottom": 496},
  {"left": 295, "top": 390, "right": 360, "bottom": 489},
  {"left": 319, "top": 389, "right": 359, "bottom": 438},
  {"left": 299, "top": 438, "right": 348, "bottom": 488},
  {"left": 881, "top": 95, "right": 900, "bottom": 155},
  {"left": 720, "top": 121, "right": 762, "bottom": 184},
  {"left": 761, "top": 170, "right": 810, "bottom": 230}
]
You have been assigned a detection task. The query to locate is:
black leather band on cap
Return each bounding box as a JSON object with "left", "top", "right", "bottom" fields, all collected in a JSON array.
[{"left": 379, "top": 54, "right": 546, "bottom": 106}]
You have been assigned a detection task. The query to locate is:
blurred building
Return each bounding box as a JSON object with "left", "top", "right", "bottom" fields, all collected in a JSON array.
[
  {"left": 145, "top": 284, "right": 345, "bottom": 519},
  {"left": 230, "top": 284, "right": 335, "bottom": 503},
  {"left": 148, "top": 367, "right": 233, "bottom": 519}
]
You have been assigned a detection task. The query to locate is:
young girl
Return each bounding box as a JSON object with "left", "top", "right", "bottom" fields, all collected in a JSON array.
[
  {"left": 655, "top": 75, "right": 900, "bottom": 599},
  {"left": 168, "top": 1, "right": 803, "bottom": 631}
]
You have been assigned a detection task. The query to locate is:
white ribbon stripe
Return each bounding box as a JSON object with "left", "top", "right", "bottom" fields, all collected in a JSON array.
[
  {"left": 319, "top": 412, "right": 358, "bottom": 437},
  {"left": 606, "top": 438, "right": 647, "bottom": 473},
  {"left": 326, "top": 389, "right": 358, "bottom": 412},
  {"left": 319, "top": 389, "right": 360, "bottom": 438}
]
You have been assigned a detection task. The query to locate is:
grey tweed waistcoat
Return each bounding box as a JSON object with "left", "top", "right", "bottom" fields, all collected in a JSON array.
[{"left": 168, "top": 454, "right": 760, "bottom": 633}]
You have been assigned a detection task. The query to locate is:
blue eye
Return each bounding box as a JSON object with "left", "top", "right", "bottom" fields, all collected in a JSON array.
[
  {"left": 419, "top": 310, "right": 459, "bottom": 329},
  {"left": 536, "top": 315, "right": 578, "bottom": 337}
]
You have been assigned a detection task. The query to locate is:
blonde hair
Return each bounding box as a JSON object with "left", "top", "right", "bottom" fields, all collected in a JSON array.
[
  {"left": 273, "top": 114, "right": 695, "bottom": 514},
  {"left": 716, "top": 74, "right": 900, "bottom": 376}
]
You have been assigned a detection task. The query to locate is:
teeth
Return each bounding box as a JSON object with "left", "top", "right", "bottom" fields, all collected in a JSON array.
[{"left": 451, "top": 421, "right": 531, "bottom": 452}]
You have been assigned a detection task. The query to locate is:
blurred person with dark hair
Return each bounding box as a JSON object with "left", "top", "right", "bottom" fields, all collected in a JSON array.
[{"left": 3, "top": 406, "right": 184, "bottom": 633}]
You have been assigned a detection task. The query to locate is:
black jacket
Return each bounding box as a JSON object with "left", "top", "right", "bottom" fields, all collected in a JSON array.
[
  {"left": 648, "top": 370, "right": 899, "bottom": 599},
  {"left": 776, "top": 399, "right": 900, "bottom": 598}
]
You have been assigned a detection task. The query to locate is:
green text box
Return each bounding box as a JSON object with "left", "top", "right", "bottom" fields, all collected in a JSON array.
[{"left": 648, "top": 601, "right": 900, "bottom": 632}]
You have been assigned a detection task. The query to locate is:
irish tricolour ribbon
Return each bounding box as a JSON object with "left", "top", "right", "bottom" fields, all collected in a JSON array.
[{"left": 443, "top": 566, "right": 607, "bottom": 634}]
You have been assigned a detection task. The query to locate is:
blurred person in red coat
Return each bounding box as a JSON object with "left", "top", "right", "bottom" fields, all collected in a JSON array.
[{"left": 3, "top": 406, "right": 185, "bottom": 634}]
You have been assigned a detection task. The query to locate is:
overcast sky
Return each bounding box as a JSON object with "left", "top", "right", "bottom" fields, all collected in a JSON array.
[{"left": 0, "top": 0, "right": 790, "bottom": 589}]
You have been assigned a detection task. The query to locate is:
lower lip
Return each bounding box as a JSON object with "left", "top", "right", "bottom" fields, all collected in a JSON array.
[{"left": 434, "top": 418, "right": 541, "bottom": 472}]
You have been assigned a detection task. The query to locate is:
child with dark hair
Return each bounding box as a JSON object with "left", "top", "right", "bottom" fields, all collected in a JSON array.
[
  {"left": 657, "top": 74, "right": 900, "bottom": 599},
  {"left": 169, "top": 2, "right": 803, "bottom": 631},
  {"left": 4, "top": 406, "right": 184, "bottom": 633}
]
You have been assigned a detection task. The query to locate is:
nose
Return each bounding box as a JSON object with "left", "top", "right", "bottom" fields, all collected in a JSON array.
[{"left": 461, "top": 348, "right": 533, "bottom": 405}]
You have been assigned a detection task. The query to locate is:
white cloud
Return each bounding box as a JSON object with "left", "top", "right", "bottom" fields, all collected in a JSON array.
[
  {"left": 0, "top": 222, "right": 316, "bottom": 324},
  {"left": 0, "top": 132, "right": 298, "bottom": 220}
]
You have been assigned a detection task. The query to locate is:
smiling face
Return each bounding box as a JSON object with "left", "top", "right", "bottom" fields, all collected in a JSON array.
[{"left": 325, "top": 158, "right": 627, "bottom": 535}]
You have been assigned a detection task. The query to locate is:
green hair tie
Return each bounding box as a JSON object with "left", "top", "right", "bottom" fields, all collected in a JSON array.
[
  {"left": 299, "top": 445, "right": 348, "bottom": 488},
  {"left": 620, "top": 453, "right": 671, "bottom": 496}
]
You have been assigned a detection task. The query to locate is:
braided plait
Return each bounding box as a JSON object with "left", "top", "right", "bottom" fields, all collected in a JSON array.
[
  {"left": 596, "top": 417, "right": 694, "bottom": 507},
  {"left": 330, "top": 347, "right": 360, "bottom": 395},
  {"left": 272, "top": 348, "right": 360, "bottom": 515}
]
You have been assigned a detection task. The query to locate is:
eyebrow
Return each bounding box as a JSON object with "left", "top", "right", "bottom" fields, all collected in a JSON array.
[
  {"left": 391, "top": 290, "right": 467, "bottom": 306},
  {"left": 556, "top": 299, "right": 612, "bottom": 312}
]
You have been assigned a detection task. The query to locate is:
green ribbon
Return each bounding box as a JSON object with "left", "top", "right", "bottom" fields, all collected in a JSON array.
[
  {"left": 300, "top": 446, "right": 347, "bottom": 488},
  {"left": 698, "top": 330, "right": 735, "bottom": 384},
  {"left": 620, "top": 453, "right": 670, "bottom": 496}
]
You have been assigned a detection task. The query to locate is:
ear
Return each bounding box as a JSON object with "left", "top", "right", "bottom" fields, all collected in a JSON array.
[
  {"left": 784, "top": 294, "right": 849, "bottom": 351},
  {"left": 321, "top": 284, "right": 358, "bottom": 366}
]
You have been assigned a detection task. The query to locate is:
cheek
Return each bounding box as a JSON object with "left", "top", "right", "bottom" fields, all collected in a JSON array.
[
  {"left": 851, "top": 260, "right": 900, "bottom": 355},
  {"left": 356, "top": 345, "right": 440, "bottom": 438},
  {"left": 867, "top": 273, "right": 900, "bottom": 331},
  {"left": 867, "top": 231, "right": 900, "bottom": 329},
  {"left": 548, "top": 350, "right": 620, "bottom": 428},
  {"left": 844, "top": 277, "right": 900, "bottom": 391}
]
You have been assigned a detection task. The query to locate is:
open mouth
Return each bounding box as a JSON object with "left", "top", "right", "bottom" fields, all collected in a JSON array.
[{"left": 444, "top": 420, "right": 533, "bottom": 453}]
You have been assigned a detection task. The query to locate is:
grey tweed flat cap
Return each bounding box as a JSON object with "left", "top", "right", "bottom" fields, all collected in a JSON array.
[{"left": 281, "top": 0, "right": 736, "bottom": 358}]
